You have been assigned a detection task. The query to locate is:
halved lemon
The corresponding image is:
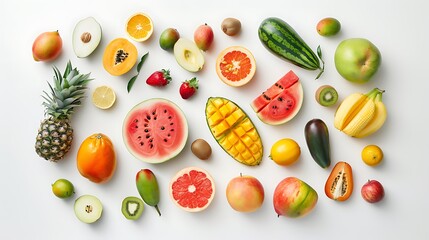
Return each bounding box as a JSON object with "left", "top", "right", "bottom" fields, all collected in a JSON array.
[
  {"left": 216, "top": 46, "right": 256, "bottom": 87},
  {"left": 92, "top": 86, "right": 116, "bottom": 109},
  {"left": 126, "top": 12, "right": 153, "bottom": 42}
]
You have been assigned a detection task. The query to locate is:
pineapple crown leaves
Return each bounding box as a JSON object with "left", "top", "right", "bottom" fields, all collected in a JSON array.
[{"left": 42, "top": 61, "right": 93, "bottom": 120}]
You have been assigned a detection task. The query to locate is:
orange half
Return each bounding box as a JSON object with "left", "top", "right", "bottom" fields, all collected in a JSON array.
[
  {"left": 126, "top": 13, "right": 153, "bottom": 42},
  {"left": 216, "top": 46, "right": 256, "bottom": 87}
]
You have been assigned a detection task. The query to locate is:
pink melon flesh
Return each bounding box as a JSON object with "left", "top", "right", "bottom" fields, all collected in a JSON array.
[
  {"left": 251, "top": 70, "right": 303, "bottom": 125},
  {"left": 251, "top": 70, "right": 299, "bottom": 112},
  {"left": 123, "top": 98, "right": 188, "bottom": 164}
]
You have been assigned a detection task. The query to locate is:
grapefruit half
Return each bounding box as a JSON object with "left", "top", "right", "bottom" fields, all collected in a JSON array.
[
  {"left": 169, "top": 167, "right": 215, "bottom": 212},
  {"left": 216, "top": 46, "right": 256, "bottom": 87}
]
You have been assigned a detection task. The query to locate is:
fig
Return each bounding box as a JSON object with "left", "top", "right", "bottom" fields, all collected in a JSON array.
[
  {"left": 159, "top": 28, "right": 180, "bottom": 51},
  {"left": 32, "top": 31, "right": 62, "bottom": 61},
  {"left": 317, "top": 17, "right": 341, "bottom": 36},
  {"left": 221, "top": 18, "right": 241, "bottom": 36},
  {"left": 194, "top": 23, "right": 214, "bottom": 51}
]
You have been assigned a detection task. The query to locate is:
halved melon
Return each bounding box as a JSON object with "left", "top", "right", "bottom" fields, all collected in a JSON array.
[
  {"left": 251, "top": 70, "right": 304, "bottom": 125},
  {"left": 122, "top": 98, "right": 188, "bottom": 164},
  {"left": 103, "top": 38, "right": 138, "bottom": 76}
]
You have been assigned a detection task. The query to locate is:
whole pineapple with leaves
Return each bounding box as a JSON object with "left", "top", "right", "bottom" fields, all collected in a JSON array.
[{"left": 35, "top": 61, "right": 92, "bottom": 162}]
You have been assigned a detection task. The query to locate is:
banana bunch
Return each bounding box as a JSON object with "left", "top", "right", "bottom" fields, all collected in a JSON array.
[{"left": 334, "top": 88, "right": 387, "bottom": 138}]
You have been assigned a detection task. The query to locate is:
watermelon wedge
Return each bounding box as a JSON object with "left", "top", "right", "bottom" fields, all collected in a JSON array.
[{"left": 251, "top": 70, "right": 303, "bottom": 125}]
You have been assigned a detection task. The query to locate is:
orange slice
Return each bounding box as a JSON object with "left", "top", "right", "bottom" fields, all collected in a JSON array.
[
  {"left": 126, "top": 13, "right": 153, "bottom": 42},
  {"left": 216, "top": 46, "right": 256, "bottom": 87}
]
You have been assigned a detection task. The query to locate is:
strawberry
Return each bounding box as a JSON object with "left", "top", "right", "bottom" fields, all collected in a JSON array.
[
  {"left": 146, "top": 69, "right": 172, "bottom": 87},
  {"left": 179, "top": 77, "right": 199, "bottom": 99}
]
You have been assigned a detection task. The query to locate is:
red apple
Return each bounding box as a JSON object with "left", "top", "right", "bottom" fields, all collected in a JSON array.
[
  {"left": 226, "top": 174, "right": 264, "bottom": 213},
  {"left": 361, "top": 180, "right": 385, "bottom": 203},
  {"left": 32, "top": 31, "right": 62, "bottom": 61},
  {"left": 194, "top": 23, "right": 214, "bottom": 51},
  {"left": 273, "top": 177, "right": 318, "bottom": 218}
]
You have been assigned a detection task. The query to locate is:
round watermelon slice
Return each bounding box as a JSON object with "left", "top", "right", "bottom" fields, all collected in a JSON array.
[
  {"left": 169, "top": 167, "right": 215, "bottom": 212},
  {"left": 123, "top": 98, "right": 188, "bottom": 164}
]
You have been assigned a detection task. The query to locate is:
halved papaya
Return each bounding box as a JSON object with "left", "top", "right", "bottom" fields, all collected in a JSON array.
[{"left": 103, "top": 38, "right": 138, "bottom": 76}]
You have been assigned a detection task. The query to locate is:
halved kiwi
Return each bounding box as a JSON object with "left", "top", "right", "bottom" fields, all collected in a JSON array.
[
  {"left": 121, "top": 196, "right": 144, "bottom": 220},
  {"left": 315, "top": 85, "right": 338, "bottom": 107},
  {"left": 74, "top": 195, "right": 103, "bottom": 224}
]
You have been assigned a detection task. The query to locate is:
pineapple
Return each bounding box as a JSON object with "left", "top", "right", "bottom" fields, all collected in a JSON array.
[{"left": 35, "top": 61, "right": 92, "bottom": 162}]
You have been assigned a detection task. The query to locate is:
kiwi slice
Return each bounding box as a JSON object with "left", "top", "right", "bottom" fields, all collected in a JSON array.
[
  {"left": 315, "top": 85, "right": 338, "bottom": 107},
  {"left": 74, "top": 195, "right": 103, "bottom": 224},
  {"left": 122, "top": 196, "right": 144, "bottom": 220}
]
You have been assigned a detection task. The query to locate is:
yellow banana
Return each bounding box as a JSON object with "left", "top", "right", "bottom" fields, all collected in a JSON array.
[
  {"left": 354, "top": 91, "right": 387, "bottom": 138},
  {"left": 334, "top": 93, "right": 368, "bottom": 130},
  {"left": 334, "top": 88, "right": 385, "bottom": 137},
  {"left": 342, "top": 98, "right": 375, "bottom": 136}
]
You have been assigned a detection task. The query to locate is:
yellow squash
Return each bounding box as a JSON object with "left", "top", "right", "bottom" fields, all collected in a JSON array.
[{"left": 205, "top": 97, "right": 263, "bottom": 166}]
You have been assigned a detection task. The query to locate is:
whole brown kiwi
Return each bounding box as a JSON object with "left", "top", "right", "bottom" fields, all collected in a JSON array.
[
  {"left": 221, "top": 18, "right": 241, "bottom": 36},
  {"left": 191, "top": 139, "right": 212, "bottom": 160}
]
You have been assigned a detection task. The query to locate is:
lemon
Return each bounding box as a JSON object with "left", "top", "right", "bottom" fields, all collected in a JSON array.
[
  {"left": 361, "top": 144, "right": 383, "bottom": 166},
  {"left": 92, "top": 86, "right": 116, "bottom": 109},
  {"left": 270, "top": 138, "right": 301, "bottom": 166}
]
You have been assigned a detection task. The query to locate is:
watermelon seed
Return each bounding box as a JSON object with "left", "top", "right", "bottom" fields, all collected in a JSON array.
[
  {"left": 146, "top": 134, "right": 150, "bottom": 139},
  {"left": 134, "top": 119, "right": 138, "bottom": 123},
  {"left": 150, "top": 144, "right": 153, "bottom": 149},
  {"left": 140, "top": 142, "right": 144, "bottom": 146},
  {"left": 170, "top": 123, "right": 174, "bottom": 125},
  {"left": 168, "top": 116, "right": 172, "bottom": 119},
  {"left": 152, "top": 111, "right": 156, "bottom": 115},
  {"left": 144, "top": 124, "right": 148, "bottom": 127},
  {"left": 144, "top": 129, "right": 149, "bottom": 132},
  {"left": 164, "top": 139, "right": 168, "bottom": 142},
  {"left": 161, "top": 126, "right": 165, "bottom": 130},
  {"left": 146, "top": 115, "right": 151, "bottom": 120},
  {"left": 164, "top": 109, "right": 167, "bottom": 113}
]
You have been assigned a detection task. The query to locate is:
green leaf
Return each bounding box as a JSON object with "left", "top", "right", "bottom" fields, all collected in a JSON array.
[
  {"left": 127, "top": 75, "right": 138, "bottom": 93},
  {"left": 137, "top": 52, "right": 149, "bottom": 73},
  {"left": 127, "top": 52, "right": 149, "bottom": 93}
]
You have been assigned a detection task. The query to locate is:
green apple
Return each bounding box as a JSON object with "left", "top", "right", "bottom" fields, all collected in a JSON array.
[{"left": 334, "top": 38, "right": 381, "bottom": 83}]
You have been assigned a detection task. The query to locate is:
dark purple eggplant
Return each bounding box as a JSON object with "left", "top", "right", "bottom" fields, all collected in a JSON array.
[{"left": 304, "top": 118, "right": 331, "bottom": 168}]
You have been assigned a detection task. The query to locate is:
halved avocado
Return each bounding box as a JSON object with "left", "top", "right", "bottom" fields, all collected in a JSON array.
[{"left": 73, "top": 17, "right": 102, "bottom": 58}]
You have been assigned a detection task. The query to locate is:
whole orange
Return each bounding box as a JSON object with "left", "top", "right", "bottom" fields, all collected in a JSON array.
[{"left": 77, "top": 133, "right": 116, "bottom": 183}]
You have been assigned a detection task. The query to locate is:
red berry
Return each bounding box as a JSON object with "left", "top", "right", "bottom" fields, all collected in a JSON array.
[
  {"left": 179, "top": 78, "right": 199, "bottom": 99},
  {"left": 146, "top": 69, "right": 172, "bottom": 87}
]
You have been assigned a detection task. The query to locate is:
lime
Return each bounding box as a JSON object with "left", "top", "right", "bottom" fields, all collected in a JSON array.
[{"left": 52, "top": 179, "right": 75, "bottom": 199}]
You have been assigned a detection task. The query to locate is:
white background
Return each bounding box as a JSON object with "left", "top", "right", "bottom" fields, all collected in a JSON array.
[{"left": 1, "top": 0, "right": 428, "bottom": 239}]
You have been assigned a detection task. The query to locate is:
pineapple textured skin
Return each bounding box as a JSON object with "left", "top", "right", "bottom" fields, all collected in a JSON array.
[{"left": 35, "top": 61, "right": 92, "bottom": 162}]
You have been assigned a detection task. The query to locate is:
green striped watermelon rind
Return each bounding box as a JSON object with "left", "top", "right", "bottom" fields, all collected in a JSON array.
[{"left": 258, "top": 17, "right": 324, "bottom": 79}]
